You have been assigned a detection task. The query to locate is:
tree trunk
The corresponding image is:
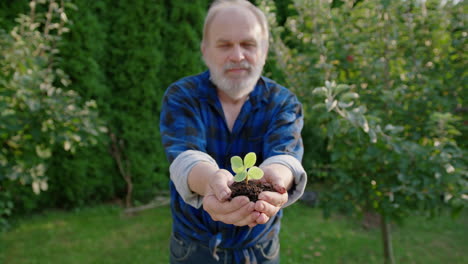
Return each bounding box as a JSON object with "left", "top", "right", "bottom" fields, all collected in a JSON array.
[
  {"left": 109, "top": 132, "right": 133, "bottom": 208},
  {"left": 380, "top": 215, "right": 395, "bottom": 264}
]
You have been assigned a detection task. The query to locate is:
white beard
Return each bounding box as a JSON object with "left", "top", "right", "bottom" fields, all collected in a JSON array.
[{"left": 205, "top": 59, "right": 264, "bottom": 100}]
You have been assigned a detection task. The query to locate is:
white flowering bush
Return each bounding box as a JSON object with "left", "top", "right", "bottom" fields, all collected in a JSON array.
[{"left": 0, "top": 0, "right": 106, "bottom": 230}]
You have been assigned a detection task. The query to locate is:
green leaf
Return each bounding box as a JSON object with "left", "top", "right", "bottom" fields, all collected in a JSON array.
[
  {"left": 312, "top": 103, "right": 327, "bottom": 110},
  {"left": 243, "top": 152, "right": 256, "bottom": 168},
  {"left": 338, "top": 101, "right": 354, "bottom": 108},
  {"left": 334, "top": 84, "right": 350, "bottom": 94},
  {"left": 340, "top": 92, "right": 359, "bottom": 101},
  {"left": 248, "top": 166, "right": 264, "bottom": 180},
  {"left": 357, "top": 115, "right": 369, "bottom": 133},
  {"left": 384, "top": 124, "right": 404, "bottom": 134},
  {"left": 312, "top": 87, "right": 328, "bottom": 97},
  {"left": 231, "top": 156, "right": 244, "bottom": 173},
  {"left": 234, "top": 171, "right": 247, "bottom": 182},
  {"left": 369, "top": 128, "right": 377, "bottom": 143},
  {"left": 326, "top": 99, "right": 338, "bottom": 112},
  {"left": 325, "top": 80, "right": 335, "bottom": 89}
]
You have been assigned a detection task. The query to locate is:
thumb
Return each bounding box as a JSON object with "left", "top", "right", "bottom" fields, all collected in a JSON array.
[
  {"left": 209, "top": 169, "right": 233, "bottom": 201},
  {"left": 261, "top": 165, "right": 292, "bottom": 194},
  {"left": 263, "top": 171, "right": 287, "bottom": 194},
  {"left": 273, "top": 183, "right": 287, "bottom": 194}
]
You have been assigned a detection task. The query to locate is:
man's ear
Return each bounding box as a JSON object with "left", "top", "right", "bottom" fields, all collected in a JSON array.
[
  {"left": 201, "top": 42, "right": 206, "bottom": 56},
  {"left": 263, "top": 39, "right": 269, "bottom": 59}
]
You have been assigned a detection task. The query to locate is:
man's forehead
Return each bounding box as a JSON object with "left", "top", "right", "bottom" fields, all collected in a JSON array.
[
  {"left": 209, "top": 8, "right": 261, "bottom": 37},
  {"left": 210, "top": 6, "right": 260, "bottom": 31}
]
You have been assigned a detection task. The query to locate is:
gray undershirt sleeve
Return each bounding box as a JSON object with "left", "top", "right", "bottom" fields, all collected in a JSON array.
[
  {"left": 260, "top": 155, "right": 307, "bottom": 208},
  {"left": 170, "top": 150, "right": 307, "bottom": 209},
  {"left": 169, "top": 150, "right": 219, "bottom": 208}
]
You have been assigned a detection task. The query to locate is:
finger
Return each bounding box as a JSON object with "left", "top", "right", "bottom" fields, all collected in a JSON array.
[
  {"left": 210, "top": 170, "right": 233, "bottom": 201},
  {"left": 273, "top": 183, "right": 287, "bottom": 194},
  {"left": 248, "top": 222, "right": 258, "bottom": 228},
  {"left": 207, "top": 199, "right": 257, "bottom": 226},
  {"left": 258, "top": 191, "right": 288, "bottom": 207},
  {"left": 260, "top": 177, "right": 287, "bottom": 196},
  {"left": 265, "top": 176, "right": 287, "bottom": 194},
  {"left": 254, "top": 200, "right": 281, "bottom": 218},
  {"left": 261, "top": 163, "right": 294, "bottom": 192},
  {"left": 204, "top": 194, "right": 250, "bottom": 215},
  {"left": 226, "top": 202, "right": 259, "bottom": 226},
  {"left": 255, "top": 213, "right": 270, "bottom": 225}
]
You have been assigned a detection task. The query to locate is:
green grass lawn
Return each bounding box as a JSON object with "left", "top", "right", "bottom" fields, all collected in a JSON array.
[{"left": 1, "top": 202, "right": 466, "bottom": 264}]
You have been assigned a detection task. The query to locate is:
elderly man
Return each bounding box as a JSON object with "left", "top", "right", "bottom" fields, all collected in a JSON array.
[{"left": 160, "top": 0, "right": 306, "bottom": 263}]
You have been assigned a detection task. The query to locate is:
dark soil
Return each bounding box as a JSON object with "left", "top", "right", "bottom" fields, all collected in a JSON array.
[{"left": 228, "top": 181, "right": 275, "bottom": 202}]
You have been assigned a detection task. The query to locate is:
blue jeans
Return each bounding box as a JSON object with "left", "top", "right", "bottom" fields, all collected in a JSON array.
[{"left": 169, "top": 232, "right": 280, "bottom": 264}]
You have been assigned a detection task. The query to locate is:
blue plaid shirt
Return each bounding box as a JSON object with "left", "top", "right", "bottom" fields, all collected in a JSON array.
[{"left": 160, "top": 70, "right": 304, "bottom": 262}]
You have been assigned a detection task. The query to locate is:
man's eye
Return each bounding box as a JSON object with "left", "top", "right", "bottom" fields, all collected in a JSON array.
[{"left": 242, "top": 43, "right": 256, "bottom": 48}]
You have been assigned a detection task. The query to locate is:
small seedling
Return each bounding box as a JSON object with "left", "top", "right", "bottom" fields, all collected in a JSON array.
[{"left": 230, "top": 152, "right": 264, "bottom": 183}]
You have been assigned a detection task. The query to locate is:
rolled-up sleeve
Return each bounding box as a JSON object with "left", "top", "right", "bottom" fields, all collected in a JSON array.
[
  {"left": 169, "top": 150, "right": 218, "bottom": 208},
  {"left": 260, "top": 155, "right": 307, "bottom": 207}
]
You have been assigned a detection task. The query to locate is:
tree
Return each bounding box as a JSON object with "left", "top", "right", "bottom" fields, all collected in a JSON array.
[{"left": 259, "top": 0, "right": 467, "bottom": 263}]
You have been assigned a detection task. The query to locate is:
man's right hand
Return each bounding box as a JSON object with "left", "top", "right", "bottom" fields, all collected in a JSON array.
[{"left": 202, "top": 169, "right": 260, "bottom": 227}]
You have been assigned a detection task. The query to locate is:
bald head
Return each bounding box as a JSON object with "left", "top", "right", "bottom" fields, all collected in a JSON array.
[{"left": 202, "top": 0, "right": 269, "bottom": 49}]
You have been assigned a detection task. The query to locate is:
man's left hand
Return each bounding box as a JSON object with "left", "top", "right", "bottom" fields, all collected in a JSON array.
[{"left": 252, "top": 164, "right": 293, "bottom": 226}]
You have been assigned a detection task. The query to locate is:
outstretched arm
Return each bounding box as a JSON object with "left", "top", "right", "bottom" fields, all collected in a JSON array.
[{"left": 252, "top": 89, "right": 307, "bottom": 225}]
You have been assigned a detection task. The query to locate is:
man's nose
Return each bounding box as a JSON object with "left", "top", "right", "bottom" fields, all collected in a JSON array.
[{"left": 229, "top": 45, "right": 245, "bottom": 62}]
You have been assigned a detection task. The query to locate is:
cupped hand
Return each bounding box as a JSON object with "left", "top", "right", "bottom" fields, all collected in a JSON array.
[
  {"left": 202, "top": 169, "right": 259, "bottom": 227},
  {"left": 253, "top": 190, "right": 288, "bottom": 225},
  {"left": 253, "top": 164, "right": 292, "bottom": 225}
]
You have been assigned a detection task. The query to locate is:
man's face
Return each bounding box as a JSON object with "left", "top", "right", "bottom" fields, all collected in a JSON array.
[{"left": 202, "top": 7, "right": 267, "bottom": 100}]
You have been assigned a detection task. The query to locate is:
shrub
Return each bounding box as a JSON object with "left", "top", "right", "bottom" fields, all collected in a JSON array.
[{"left": 0, "top": 0, "right": 106, "bottom": 229}]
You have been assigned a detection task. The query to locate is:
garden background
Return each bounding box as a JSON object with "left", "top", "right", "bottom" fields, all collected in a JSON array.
[{"left": 0, "top": 0, "right": 466, "bottom": 263}]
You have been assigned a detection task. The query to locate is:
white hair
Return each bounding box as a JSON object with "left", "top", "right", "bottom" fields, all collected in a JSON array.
[{"left": 202, "top": 0, "right": 269, "bottom": 50}]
